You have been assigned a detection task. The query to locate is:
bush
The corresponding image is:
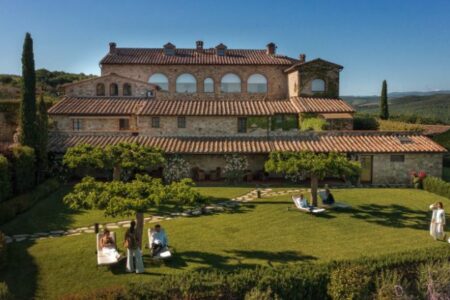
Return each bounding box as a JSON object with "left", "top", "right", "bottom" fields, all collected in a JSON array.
[
  {"left": 378, "top": 119, "right": 424, "bottom": 132},
  {"left": 0, "top": 232, "right": 6, "bottom": 270},
  {"left": 418, "top": 260, "right": 450, "bottom": 299},
  {"left": 11, "top": 145, "right": 36, "bottom": 193},
  {"left": 223, "top": 154, "right": 249, "bottom": 184},
  {"left": 373, "top": 271, "right": 410, "bottom": 300},
  {"left": 328, "top": 263, "right": 371, "bottom": 300},
  {"left": 0, "top": 178, "right": 60, "bottom": 225},
  {"left": 163, "top": 155, "right": 191, "bottom": 183},
  {"left": 0, "top": 282, "right": 12, "bottom": 300},
  {"left": 300, "top": 117, "right": 327, "bottom": 131},
  {"left": 0, "top": 155, "right": 11, "bottom": 202},
  {"left": 353, "top": 114, "right": 379, "bottom": 130},
  {"left": 59, "top": 286, "right": 126, "bottom": 300},
  {"left": 423, "top": 176, "right": 450, "bottom": 199}
]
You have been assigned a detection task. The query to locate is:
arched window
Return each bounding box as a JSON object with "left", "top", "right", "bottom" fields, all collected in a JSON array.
[
  {"left": 123, "top": 83, "right": 132, "bottom": 96},
  {"left": 311, "top": 79, "right": 326, "bottom": 92},
  {"left": 204, "top": 77, "right": 214, "bottom": 93},
  {"left": 176, "top": 73, "right": 197, "bottom": 93},
  {"left": 96, "top": 83, "right": 105, "bottom": 96},
  {"left": 149, "top": 73, "right": 169, "bottom": 91},
  {"left": 221, "top": 73, "right": 241, "bottom": 93},
  {"left": 109, "top": 83, "right": 118, "bottom": 96},
  {"left": 247, "top": 74, "right": 267, "bottom": 93}
]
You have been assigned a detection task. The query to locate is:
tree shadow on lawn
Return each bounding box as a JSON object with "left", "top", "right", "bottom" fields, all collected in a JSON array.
[{"left": 343, "top": 204, "right": 430, "bottom": 230}]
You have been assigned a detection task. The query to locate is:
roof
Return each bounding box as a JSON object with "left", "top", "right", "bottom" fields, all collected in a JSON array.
[
  {"left": 49, "top": 96, "right": 354, "bottom": 116},
  {"left": 284, "top": 58, "right": 344, "bottom": 73},
  {"left": 61, "top": 73, "right": 157, "bottom": 88},
  {"left": 48, "top": 132, "right": 446, "bottom": 154},
  {"left": 137, "top": 99, "right": 297, "bottom": 116},
  {"left": 48, "top": 97, "right": 146, "bottom": 116},
  {"left": 421, "top": 125, "right": 450, "bottom": 136},
  {"left": 100, "top": 48, "right": 298, "bottom": 65},
  {"left": 291, "top": 97, "right": 355, "bottom": 113}
]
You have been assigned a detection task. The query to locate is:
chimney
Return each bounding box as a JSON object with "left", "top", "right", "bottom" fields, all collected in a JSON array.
[
  {"left": 266, "top": 42, "right": 276, "bottom": 55},
  {"left": 196, "top": 40, "right": 204, "bottom": 53},
  {"left": 299, "top": 53, "right": 306, "bottom": 63},
  {"left": 109, "top": 42, "right": 117, "bottom": 54},
  {"left": 163, "top": 42, "right": 176, "bottom": 56}
]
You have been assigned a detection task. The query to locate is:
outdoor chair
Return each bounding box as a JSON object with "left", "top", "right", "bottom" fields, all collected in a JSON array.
[
  {"left": 291, "top": 195, "right": 325, "bottom": 214},
  {"left": 96, "top": 232, "right": 121, "bottom": 266}
]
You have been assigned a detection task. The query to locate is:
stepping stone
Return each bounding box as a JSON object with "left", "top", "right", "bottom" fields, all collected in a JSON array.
[
  {"left": 83, "top": 229, "right": 95, "bottom": 233},
  {"left": 50, "top": 230, "right": 65, "bottom": 234},
  {"left": 13, "top": 234, "right": 30, "bottom": 239},
  {"left": 144, "top": 217, "right": 152, "bottom": 221},
  {"left": 164, "top": 217, "right": 172, "bottom": 220},
  {"left": 106, "top": 225, "right": 119, "bottom": 229},
  {"left": 66, "top": 229, "right": 80, "bottom": 234},
  {"left": 117, "top": 220, "right": 131, "bottom": 225},
  {"left": 191, "top": 210, "right": 202, "bottom": 216},
  {"left": 77, "top": 227, "right": 89, "bottom": 231},
  {"left": 15, "top": 237, "right": 27, "bottom": 242},
  {"left": 5, "top": 236, "right": 12, "bottom": 244},
  {"left": 122, "top": 223, "right": 131, "bottom": 228},
  {"left": 66, "top": 233, "right": 81, "bottom": 237}
]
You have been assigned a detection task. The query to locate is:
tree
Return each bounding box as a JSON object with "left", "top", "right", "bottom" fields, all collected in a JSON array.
[
  {"left": 36, "top": 94, "right": 48, "bottom": 182},
  {"left": 265, "top": 151, "right": 361, "bottom": 206},
  {"left": 19, "top": 33, "right": 37, "bottom": 147},
  {"left": 379, "top": 80, "right": 389, "bottom": 120}
]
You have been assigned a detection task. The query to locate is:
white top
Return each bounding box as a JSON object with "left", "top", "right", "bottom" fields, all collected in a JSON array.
[{"left": 434, "top": 208, "right": 446, "bottom": 224}]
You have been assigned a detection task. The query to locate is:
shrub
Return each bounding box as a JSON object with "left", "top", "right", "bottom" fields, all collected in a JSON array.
[
  {"left": 0, "top": 232, "right": 6, "bottom": 270},
  {"left": 0, "top": 155, "right": 11, "bottom": 202},
  {"left": 378, "top": 119, "right": 424, "bottom": 132},
  {"left": 300, "top": 117, "right": 327, "bottom": 131},
  {"left": 11, "top": 145, "right": 36, "bottom": 193},
  {"left": 353, "top": 114, "right": 379, "bottom": 130},
  {"left": 418, "top": 260, "right": 450, "bottom": 299},
  {"left": 328, "top": 263, "right": 371, "bottom": 300},
  {"left": 223, "top": 154, "right": 249, "bottom": 184},
  {"left": 245, "top": 287, "right": 279, "bottom": 300},
  {"left": 59, "top": 286, "right": 126, "bottom": 300},
  {"left": 163, "top": 155, "right": 191, "bottom": 183},
  {"left": 0, "top": 178, "right": 60, "bottom": 225},
  {"left": 0, "top": 282, "right": 12, "bottom": 300},
  {"left": 423, "top": 176, "right": 450, "bottom": 199},
  {"left": 165, "top": 178, "right": 206, "bottom": 206},
  {"left": 373, "top": 271, "right": 411, "bottom": 300}
]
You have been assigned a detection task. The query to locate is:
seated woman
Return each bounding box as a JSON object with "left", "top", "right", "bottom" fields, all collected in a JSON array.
[
  {"left": 151, "top": 224, "right": 168, "bottom": 257},
  {"left": 322, "top": 188, "right": 335, "bottom": 205},
  {"left": 100, "top": 228, "right": 121, "bottom": 259},
  {"left": 297, "top": 194, "right": 314, "bottom": 212}
]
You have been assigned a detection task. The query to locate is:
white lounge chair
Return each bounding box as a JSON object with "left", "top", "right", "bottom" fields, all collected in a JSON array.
[
  {"left": 318, "top": 190, "right": 351, "bottom": 208},
  {"left": 148, "top": 228, "right": 172, "bottom": 259},
  {"left": 96, "top": 232, "right": 120, "bottom": 266},
  {"left": 291, "top": 195, "right": 326, "bottom": 214}
]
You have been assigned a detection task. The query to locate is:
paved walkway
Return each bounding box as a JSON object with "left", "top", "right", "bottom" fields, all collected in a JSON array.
[{"left": 4, "top": 188, "right": 307, "bottom": 244}]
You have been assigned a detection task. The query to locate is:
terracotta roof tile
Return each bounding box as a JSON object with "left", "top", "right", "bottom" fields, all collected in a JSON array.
[
  {"left": 290, "top": 97, "right": 355, "bottom": 113},
  {"left": 100, "top": 48, "right": 298, "bottom": 65},
  {"left": 48, "top": 97, "right": 147, "bottom": 115},
  {"left": 48, "top": 132, "right": 446, "bottom": 154}
]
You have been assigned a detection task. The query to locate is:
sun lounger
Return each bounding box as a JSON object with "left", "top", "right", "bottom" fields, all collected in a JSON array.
[
  {"left": 148, "top": 229, "right": 172, "bottom": 259},
  {"left": 318, "top": 190, "right": 351, "bottom": 208},
  {"left": 291, "top": 195, "right": 326, "bottom": 214},
  {"left": 96, "top": 232, "right": 120, "bottom": 266}
]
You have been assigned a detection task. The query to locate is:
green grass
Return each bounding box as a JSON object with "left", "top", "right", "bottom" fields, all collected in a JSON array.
[{"left": 1, "top": 187, "right": 449, "bottom": 299}]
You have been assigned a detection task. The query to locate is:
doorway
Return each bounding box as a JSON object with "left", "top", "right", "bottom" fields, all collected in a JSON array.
[{"left": 360, "top": 155, "right": 373, "bottom": 183}]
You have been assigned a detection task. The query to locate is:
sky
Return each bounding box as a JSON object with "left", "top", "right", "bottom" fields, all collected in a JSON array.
[{"left": 1, "top": 0, "right": 450, "bottom": 95}]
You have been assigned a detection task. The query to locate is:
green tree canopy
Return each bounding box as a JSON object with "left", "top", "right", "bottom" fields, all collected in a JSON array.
[
  {"left": 265, "top": 151, "right": 361, "bottom": 206},
  {"left": 36, "top": 94, "right": 48, "bottom": 182}
]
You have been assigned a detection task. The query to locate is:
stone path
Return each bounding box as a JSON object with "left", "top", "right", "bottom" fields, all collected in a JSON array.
[{"left": 3, "top": 184, "right": 410, "bottom": 244}]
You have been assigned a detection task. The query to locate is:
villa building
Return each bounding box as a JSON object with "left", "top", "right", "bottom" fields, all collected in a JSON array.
[{"left": 48, "top": 41, "right": 446, "bottom": 184}]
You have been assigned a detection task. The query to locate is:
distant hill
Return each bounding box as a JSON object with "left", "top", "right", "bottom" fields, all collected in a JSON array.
[
  {"left": 342, "top": 93, "right": 450, "bottom": 124},
  {"left": 0, "top": 69, "right": 96, "bottom": 101}
]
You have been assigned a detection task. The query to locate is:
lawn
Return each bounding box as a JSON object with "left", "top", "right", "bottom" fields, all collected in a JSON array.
[{"left": 1, "top": 187, "right": 449, "bottom": 299}]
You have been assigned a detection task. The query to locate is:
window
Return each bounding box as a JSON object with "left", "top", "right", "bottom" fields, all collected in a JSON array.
[
  {"left": 151, "top": 117, "right": 160, "bottom": 128},
  {"left": 221, "top": 73, "right": 241, "bottom": 93},
  {"left": 72, "top": 119, "right": 82, "bottom": 131},
  {"left": 247, "top": 74, "right": 268, "bottom": 93},
  {"left": 96, "top": 83, "right": 105, "bottom": 96},
  {"left": 217, "top": 49, "right": 225, "bottom": 56},
  {"left": 176, "top": 73, "right": 197, "bottom": 93},
  {"left": 204, "top": 77, "right": 214, "bottom": 93},
  {"left": 390, "top": 155, "right": 405, "bottom": 162},
  {"left": 149, "top": 73, "right": 169, "bottom": 91},
  {"left": 123, "top": 83, "right": 132, "bottom": 96},
  {"left": 177, "top": 116, "right": 186, "bottom": 128},
  {"left": 110, "top": 83, "right": 118, "bottom": 96},
  {"left": 271, "top": 114, "right": 299, "bottom": 131},
  {"left": 237, "top": 117, "right": 247, "bottom": 133},
  {"left": 311, "top": 79, "right": 326, "bottom": 92},
  {"left": 119, "top": 119, "right": 130, "bottom": 130}
]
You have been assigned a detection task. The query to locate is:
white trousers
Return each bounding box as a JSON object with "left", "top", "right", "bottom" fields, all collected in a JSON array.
[
  {"left": 430, "top": 222, "right": 444, "bottom": 239},
  {"left": 126, "top": 248, "right": 144, "bottom": 273}
]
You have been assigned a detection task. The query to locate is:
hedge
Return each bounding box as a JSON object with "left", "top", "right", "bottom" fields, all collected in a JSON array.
[
  {"left": 0, "top": 178, "right": 60, "bottom": 225},
  {"left": 0, "top": 155, "right": 11, "bottom": 202},
  {"left": 11, "top": 145, "right": 36, "bottom": 194},
  {"left": 60, "top": 246, "right": 450, "bottom": 300},
  {"left": 423, "top": 176, "right": 450, "bottom": 199},
  {"left": 0, "top": 231, "right": 6, "bottom": 270},
  {"left": 353, "top": 114, "right": 379, "bottom": 130}
]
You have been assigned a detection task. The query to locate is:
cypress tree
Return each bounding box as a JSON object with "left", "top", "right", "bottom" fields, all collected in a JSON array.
[
  {"left": 379, "top": 80, "right": 389, "bottom": 120},
  {"left": 19, "top": 32, "right": 37, "bottom": 147},
  {"left": 36, "top": 94, "right": 48, "bottom": 182}
]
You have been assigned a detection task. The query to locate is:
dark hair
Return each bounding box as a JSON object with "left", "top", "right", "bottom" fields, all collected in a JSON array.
[
  {"left": 437, "top": 202, "right": 444, "bottom": 209},
  {"left": 130, "top": 220, "right": 136, "bottom": 233},
  {"left": 103, "top": 228, "right": 110, "bottom": 234},
  {"left": 155, "top": 224, "right": 161, "bottom": 228}
]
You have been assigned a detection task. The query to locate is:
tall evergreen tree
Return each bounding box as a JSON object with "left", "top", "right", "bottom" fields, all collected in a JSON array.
[
  {"left": 379, "top": 80, "right": 389, "bottom": 120},
  {"left": 19, "top": 32, "right": 37, "bottom": 147},
  {"left": 36, "top": 94, "right": 48, "bottom": 182}
]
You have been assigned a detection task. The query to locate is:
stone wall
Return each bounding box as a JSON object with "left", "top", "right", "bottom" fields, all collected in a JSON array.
[
  {"left": 101, "top": 64, "right": 288, "bottom": 100},
  {"left": 184, "top": 154, "right": 268, "bottom": 173},
  {"left": 51, "top": 115, "right": 137, "bottom": 132},
  {"left": 371, "top": 153, "right": 443, "bottom": 184},
  {"left": 64, "top": 75, "right": 155, "bottom": 97}
]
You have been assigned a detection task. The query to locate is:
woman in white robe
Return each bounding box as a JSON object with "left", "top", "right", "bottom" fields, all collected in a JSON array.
[{"left": 430, "top": 202, "right": 446, "bottom": 240}]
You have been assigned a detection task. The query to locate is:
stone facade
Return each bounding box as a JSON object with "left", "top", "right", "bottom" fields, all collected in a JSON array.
[
  {"left": 371, "top": 153, "right": 443, "bottom": 184},
  {"left": 52, "top": 115, "right": 137, "bottom": 133}
]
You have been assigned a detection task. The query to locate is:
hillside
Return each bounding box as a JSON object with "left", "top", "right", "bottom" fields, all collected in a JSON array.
[{"left": 342, "top": 93, "right": 450, "bottom": 124}]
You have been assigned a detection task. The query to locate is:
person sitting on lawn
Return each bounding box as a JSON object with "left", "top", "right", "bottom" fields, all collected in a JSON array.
[
  {"left": 322, "top": 188, "right": 335, "bottom": 205},
  {"left": 297, "top": 193, "right": 314, "bottom": 212},
  {"left": 151, "top": 224, "right": 168, "bottom": 257},
  {"left": 100, "top": 228, "right": 120, "bottom": 260}
]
